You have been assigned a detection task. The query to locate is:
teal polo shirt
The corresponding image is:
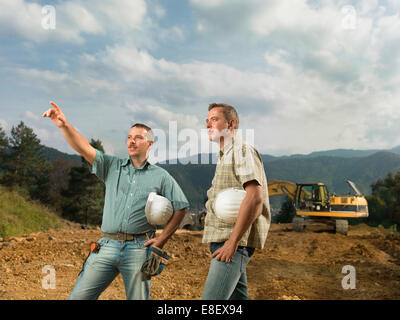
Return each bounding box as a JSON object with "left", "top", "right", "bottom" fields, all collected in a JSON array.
[{"left": 90, "top": 149, "right": 190, "bottom": 234}]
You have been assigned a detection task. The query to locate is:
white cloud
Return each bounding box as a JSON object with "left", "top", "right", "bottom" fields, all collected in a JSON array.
[
  {"left": 59, "top": 2, "right": 103, "bottom": 37},
  {"left": 126, "top": 103, "right": 201, "bottom": 132},
  {"left": 0, "top": 119, "right": 9, "bottom": 131},
  {"left": 153, "top": 4, "right": 166, "bottom": 18},
  {"left": 9, "top": 28, "right": 400, "bottom": 155},
  {"left": 12, "top": 66, "right": 120, "bottom": 97},
  {"left": 0, "top": 0, "right": 103, "bottom": 44},
  {"left": 0, "top": 0, "right": 147, "bottom": 44},
  {"left": 98, "top": 0, "right": 147, "bottom": 31},
  {"left": 24, "top": 111, "right": 40, "bottom": 121},
  {"left": 31, "top": 126, "right": 51, "bottom": 141},
  {"left": 2, "top": 0, "right": 399, "bottom": 157}
]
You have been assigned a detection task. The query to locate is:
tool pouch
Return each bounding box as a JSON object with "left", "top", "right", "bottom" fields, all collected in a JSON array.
[
  {"left": 78, "top": 241, "right": 101, "bottom": 276},
  {"left": 90, "top": 242, "right": 101, "bottom": 254},
  {"left": 141, "top": 246, "right": 170, "bottom": 279}
]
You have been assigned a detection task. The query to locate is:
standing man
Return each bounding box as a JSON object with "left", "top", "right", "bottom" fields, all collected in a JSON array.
[
  {"left": 202, "top": 103, "right": 271, "bottom": 300},
  {"left": 42, "top": 101, "right": 189, "bottom": 300}
]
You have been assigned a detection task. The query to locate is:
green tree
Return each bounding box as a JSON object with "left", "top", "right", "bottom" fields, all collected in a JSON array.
[
  {"left": 61, "top": 139, "right": 105, "bottom": 226},
  {"left": 274, "top": 197, "right": 296, "bottom": 223},
  {"left": 367, "top": 171, "right": 400, "bottom": 229},
  {"left": 1, "top": 121, "right": 52, "bottom": 203},
  {"left": 0, "top": 125, "right": 9, "bottom": 174},
  {"left": 48, "top": 157, "right": 77, "bottom": 213}
]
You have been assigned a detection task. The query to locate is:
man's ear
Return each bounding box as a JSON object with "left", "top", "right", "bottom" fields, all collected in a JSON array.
[
  {"left": 148, "top": 140, "right": 154, "bottom": 148},
  {"left": 228, "top": 119, "right": 236, "bottom": 129}
]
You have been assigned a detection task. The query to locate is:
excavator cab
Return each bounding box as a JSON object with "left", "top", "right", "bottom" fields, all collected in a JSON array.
[{"left": 295, "top": 183, "right": 329, "bottom": 212}]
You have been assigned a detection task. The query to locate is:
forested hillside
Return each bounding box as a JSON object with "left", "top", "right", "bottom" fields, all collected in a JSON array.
[{"left": 1, "top": 121, "right": 400, "bottom": 230}]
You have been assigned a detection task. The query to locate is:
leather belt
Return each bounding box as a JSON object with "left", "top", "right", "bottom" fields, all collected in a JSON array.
[{"left": 102, "top": 231, "right": 154, "bottom": 241}]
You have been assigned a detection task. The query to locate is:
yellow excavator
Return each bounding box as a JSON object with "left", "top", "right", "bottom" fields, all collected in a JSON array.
[{"left": 268, "top": 180, "right": 369, "bottom": 235}]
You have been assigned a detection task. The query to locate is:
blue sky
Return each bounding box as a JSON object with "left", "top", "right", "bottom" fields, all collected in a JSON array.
[{"left": 0, "top": 0, "right": 399, "bottom": 161}]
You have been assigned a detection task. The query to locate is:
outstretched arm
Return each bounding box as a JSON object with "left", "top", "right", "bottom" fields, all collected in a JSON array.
[{"left": 42, "top": 101, "right": 96, "bottom": 165}]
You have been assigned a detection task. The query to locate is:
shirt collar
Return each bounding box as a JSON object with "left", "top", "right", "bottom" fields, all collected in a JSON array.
[
  {"left": 219, "top": 135, "right": 240, "bottom": 158},
  {"left": 122, "top": 157, "right": 151, "bottom": 170},
  {"left": 122, "top": 157, "right": 130, "bottom": 167}
]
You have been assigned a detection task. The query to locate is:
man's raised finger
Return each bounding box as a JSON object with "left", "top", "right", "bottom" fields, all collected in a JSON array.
[{"left": 49, "top": 101, "right": 61, "bottom": 111}]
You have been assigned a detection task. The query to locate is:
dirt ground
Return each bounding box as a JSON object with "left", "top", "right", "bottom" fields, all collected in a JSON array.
[{"left": 1, "top": 221, "right": 399, "bottom": 300}]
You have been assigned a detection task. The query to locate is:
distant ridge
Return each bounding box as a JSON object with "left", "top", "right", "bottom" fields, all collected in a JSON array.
[
  {"left": 41, "top": 144, "right": 400, "bottom": 209},
  {"left": 164, "top": 146, "right": 400, "bottom": 164},
  {"left": 42, "top": 145, "right": 81, "bottom": 164}
]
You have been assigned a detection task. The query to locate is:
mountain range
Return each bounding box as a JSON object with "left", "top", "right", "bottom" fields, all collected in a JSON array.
[{"left": 43, "top": 145, "right": 400, "bottom": 210}]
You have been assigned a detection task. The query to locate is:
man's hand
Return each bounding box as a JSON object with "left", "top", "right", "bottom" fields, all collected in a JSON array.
[
  {"left": 42, "top": 101, "right": 67, "bottom": 128},
  {"left": 144, "top": 208, "right": 187, "bottom": 249},
  {"left": 212, "top": 239, "right": 239, "bottom": 263},
  {"left": 144, "top": 237, "right": 166, "bottom": 249},
  {"left": 41, "top": 100, "right": 96, "bottom": 165}
]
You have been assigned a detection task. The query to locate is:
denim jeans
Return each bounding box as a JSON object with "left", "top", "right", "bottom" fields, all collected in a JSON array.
[
  {"left": 201, "top": 242, "right": 255, "bottom": 300},
  {"left": 69, "top": 236, "right": 150, "bottom": 300}
]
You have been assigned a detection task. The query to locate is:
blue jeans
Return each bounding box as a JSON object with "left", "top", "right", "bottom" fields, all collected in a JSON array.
[
  {"left": 69, "top": 237, "right": 150, "bottom": 300},
  {"left": 202, "top": 242, "right": 254, "bottom": 300}
]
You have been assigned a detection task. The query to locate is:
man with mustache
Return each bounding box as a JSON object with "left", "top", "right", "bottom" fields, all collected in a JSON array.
[{"left": 42, "top": 101, "right": 189, "bottom": 300}]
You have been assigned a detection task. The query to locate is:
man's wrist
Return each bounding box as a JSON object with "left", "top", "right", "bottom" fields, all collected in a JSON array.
[
  {"left": 227, "top": 237, "right": 240, "bottom": 246},
  {"left": 154, "top": 236, "right": 167, "bottom": 248},
  {"left": 59, "top": 121, "right": 70, "bottom": 130}
]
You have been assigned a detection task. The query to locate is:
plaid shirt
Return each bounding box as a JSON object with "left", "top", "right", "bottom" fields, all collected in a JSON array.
[{"left": 202, "top": 136, "right": 271, "bottom": 249}]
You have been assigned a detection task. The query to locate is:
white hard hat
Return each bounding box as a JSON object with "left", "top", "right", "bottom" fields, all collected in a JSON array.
[
  {"left": 145, "top": 192, "right": 173, "bottom": 226},
  {"left": 215, "top": 188, "right": 246, "bottom": 223}
]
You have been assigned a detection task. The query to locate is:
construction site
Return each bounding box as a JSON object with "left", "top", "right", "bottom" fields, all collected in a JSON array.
[{"left": 0, "top": 220, "right": 399, "bottom": 300}]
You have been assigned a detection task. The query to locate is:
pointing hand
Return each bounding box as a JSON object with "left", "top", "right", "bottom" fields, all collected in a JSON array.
[{"left": 42, "top": 101, "right": 67, "bottom": 128}]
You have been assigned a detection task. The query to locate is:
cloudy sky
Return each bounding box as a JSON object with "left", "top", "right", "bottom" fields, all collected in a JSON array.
[{"left": 0, "top": 0, "right": 399, "bottom": 161}]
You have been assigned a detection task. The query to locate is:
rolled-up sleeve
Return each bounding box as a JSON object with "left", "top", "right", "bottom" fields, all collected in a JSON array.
[
  {"left": 161, "top": 173, "right": 190, "bottom": 212},
  {"left": 233, "top": 144, "right": 264, "bottom": 188},
  {"left": 90, "top": 149, "right": 116, "bottom": 183}
]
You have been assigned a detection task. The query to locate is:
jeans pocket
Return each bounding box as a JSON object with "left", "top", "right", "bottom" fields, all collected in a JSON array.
[
  {"left": 134, "top": 236, "right": 148, "bottom": 248},
  {"left": 240, "top": 256, "right": 247, "bottom": 273},
  {"left": 97, "top": 237, "right": 110, "bottom": 247},
  {"left": 209, "top": 242, "right": 224, "bottom": 254},
  {"left": 236, "top": 247, "right": 251, "bottom": 273}
]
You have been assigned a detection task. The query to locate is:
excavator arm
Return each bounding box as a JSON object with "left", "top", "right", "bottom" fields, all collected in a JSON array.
[{"left": 268, "top": 180, "right": 297, "bottom": 199}]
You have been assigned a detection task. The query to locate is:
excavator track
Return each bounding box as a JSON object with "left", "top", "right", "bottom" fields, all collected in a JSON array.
[
  {"left": 335, "top": 219, "right": 349, "bottom": 235},
  {"left": 292, "top": 216, "right": 306, "bottom": 232}
]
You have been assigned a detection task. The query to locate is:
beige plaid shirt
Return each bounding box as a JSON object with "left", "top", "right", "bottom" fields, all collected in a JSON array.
[{"left": 202, "top": 136, "right": 271, "bottom": 249}]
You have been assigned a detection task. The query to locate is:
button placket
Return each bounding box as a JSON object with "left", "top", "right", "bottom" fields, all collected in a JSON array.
[{"left": 123, "top": 167, "right": 135, "bottom": 231}]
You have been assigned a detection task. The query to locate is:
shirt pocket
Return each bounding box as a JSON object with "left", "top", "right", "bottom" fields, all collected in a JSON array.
[
  {"left": 137, "top": 186, "right": 160, "bottom": 201},
  {"left": 119, "top": 175, "right": 131, "bottom": 195}
]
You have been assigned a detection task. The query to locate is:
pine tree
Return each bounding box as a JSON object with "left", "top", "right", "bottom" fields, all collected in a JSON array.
[
  {"left": 0, "top": 125, "right": 9, "bottom": 174},
  {"left": 367, "top": 171, "right": 400, "bottom": 229},
  {"left": 61, "top": 139, "right": 105, "bottom": 226},
  {"left": 274, "top": 197, "right": 296, "bottom": 223},
  {"left": 1, "top": 121, "right": 52, "bottom": 203}
]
